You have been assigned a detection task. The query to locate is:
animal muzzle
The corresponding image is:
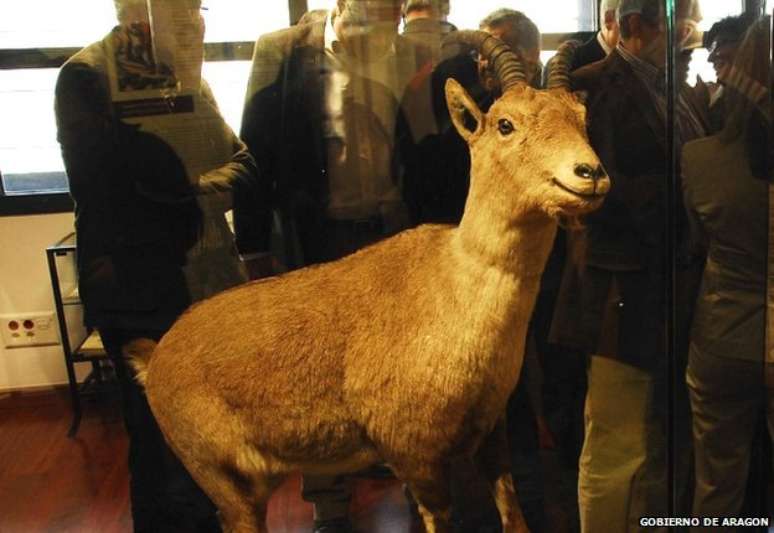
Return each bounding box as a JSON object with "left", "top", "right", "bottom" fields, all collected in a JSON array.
[
  {"left": 574, "top": 163, "right": 605, "bottom": 181},
  {"left": 554, "top": 162, "right": 610, "bottom": 199}
]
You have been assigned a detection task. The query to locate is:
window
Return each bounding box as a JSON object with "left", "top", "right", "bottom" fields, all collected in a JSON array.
[
  {"left": 0, "top": 1, "right": 290, "bottom": 198},
  {"left": 448, "top": 0, "right": 594, "bottom": 33},
  {"left": 0, "top": 1, "right": 769, "bottom": 208},
  {"left": 0, "top": 69, "right": 65, "bottom": 194}
]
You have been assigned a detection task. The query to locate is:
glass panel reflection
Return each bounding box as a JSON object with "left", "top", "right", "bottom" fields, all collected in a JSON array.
[{"left": 0, "top": 0, "right": 771, "bottom": 530}]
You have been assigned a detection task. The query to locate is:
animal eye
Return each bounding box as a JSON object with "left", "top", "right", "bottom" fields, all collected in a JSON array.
[{"left": 498, "top": 119, "right": 515, "bottom": 136}]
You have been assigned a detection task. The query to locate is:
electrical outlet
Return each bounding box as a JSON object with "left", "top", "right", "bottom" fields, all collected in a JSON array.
[{"left": 1, "top": 312, "right": 59, "bottom": 348}]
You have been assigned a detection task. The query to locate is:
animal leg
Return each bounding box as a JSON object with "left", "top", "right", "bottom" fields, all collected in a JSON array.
[
  {"left": 476, "top": 416, "right": 529, "bottom": 533},
  {"left": 188, "top": 461, "right": 281, "bottom": 533},
  {"left": 397, "top": 462, "right": 453, "bottom": 533}
]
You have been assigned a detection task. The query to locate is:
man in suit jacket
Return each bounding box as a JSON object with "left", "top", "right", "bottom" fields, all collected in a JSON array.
[
  {"left": 542, "top": 0, "right": 618, "bottom": 87},
  {"left": 549, "top": 0, "right": 709, "bottom": 530},
  {"left": 239, "top": 2, "right": 427, "bottom": 531},
  {"left": 55, "top": 0, "right": 265, "bottom": 531},
  {"left": 239, "top": 0, "right": 428, "bottom": 271}
]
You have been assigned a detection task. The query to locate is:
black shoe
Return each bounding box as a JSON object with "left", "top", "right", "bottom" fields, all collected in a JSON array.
[{"left": 313, "top": 517, "right": 354, "bottom": 533}]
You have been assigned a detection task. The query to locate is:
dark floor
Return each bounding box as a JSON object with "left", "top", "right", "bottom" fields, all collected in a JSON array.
[{"left": 0, "top": 385, "right": 584, "bottom": 533}]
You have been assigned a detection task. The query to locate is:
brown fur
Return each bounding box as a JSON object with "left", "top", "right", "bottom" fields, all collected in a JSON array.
[
  {"left": 135, "top": 79, "right": 608, "bottom": 533},
  {"left": 124, "top": 338, "right": 157, "bottom": 386}
]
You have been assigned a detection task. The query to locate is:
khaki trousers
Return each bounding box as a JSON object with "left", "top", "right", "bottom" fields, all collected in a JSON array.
[{"left": 578, "top": 355, "right": 668, "bottom": 533}]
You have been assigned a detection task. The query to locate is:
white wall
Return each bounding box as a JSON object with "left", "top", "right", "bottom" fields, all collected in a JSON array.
[{"left": 0, "top": 212, "right": 90, "bottom": 391}]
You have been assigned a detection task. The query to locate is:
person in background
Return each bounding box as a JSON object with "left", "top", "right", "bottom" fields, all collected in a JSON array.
[
  {"left": 536, "top": 3, "right": 623, "bottom": 488},
  {"left": 705, "top": 13, "right": 758, "bottom": 82},
  {"left": 239, "top": 1, "right": 428, "bottom": 531},
  {"left": 700, "top": 13, "right": 757, "bottom": 131},
  {"left": 681, "top": 16, "right": 772, "bottom": 530},
  {"left": 400, "top": 0, "right": 455, "bottom": 60},
  {"left": 398, "top": 0, "right": 457, "bottom": 157},
  {"left": 549, "top": 0, "right": 709, "bottom": 530},
  {"left": 298, "top": 8, "right": 330, "bottom": 26},
  {"left": 478, "top": 12, "right": 550, "bottom": 532},
  {"left": 54, "top": 0, "right": 266, "bottom": 531},
  {"left": 571, "top": 0, "right": 621, "bottom": 71},
  {"left": 478, "top": 8, "right": 543, "bottom": 91},
  {"left": 676, "top": 0, "right": 704, "bottom": 84},
  {"left": 402, "top": 8, "right": 548, "bottom": 531},
  {"left": 406, "top": 7, "right": 542, "bottom": 226}
]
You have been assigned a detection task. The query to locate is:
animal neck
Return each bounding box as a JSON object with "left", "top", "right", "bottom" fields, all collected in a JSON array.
[{"left": 455, "top": 178, "right": 558, "bottom": 283}]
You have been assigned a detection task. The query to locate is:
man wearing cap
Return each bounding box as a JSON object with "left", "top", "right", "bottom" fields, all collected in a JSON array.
[
  {"left": 549, "top": 0, "right": 709, "bottom": 530},
  {"left": 239, "top": 2, "right": 428, "bottom": 531}
]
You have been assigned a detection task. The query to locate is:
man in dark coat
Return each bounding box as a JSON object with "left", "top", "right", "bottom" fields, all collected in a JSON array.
[
  {"left": 239, "top": 0, "right": 428, "bottom": 273},
  {"left": 55, "top": 1, "right": 265, "bottom": 531},
  {"left": 239, "top": 2, "right": 428, "bottom": 531},
  {"left": 549, "top": 0, "right": 709, "bottom": 530}
]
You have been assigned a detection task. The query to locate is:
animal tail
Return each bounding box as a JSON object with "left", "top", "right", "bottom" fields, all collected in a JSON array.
[{"left": 123, "top": 338, "right": 158, "bottom": 386}]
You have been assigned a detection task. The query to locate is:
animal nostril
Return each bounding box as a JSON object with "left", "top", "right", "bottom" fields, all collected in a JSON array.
[
  {"left": 594, "top": 165, "right": 607, "bottom": 179},
  {"left": 574, "top": 164, "right": 595, "bottom": 180}
]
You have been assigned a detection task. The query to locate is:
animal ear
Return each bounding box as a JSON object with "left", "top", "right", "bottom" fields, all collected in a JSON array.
[{"left": 445, "top": 78, "right": 483, "bottom": 142}]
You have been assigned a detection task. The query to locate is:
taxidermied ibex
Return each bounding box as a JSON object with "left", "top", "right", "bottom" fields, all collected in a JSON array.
[{"left": 130, "top": 35, "right": 608, "bottom": 533}]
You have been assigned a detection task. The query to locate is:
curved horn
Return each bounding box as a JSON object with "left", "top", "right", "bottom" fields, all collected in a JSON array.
[
  {"left": 545, "top": 39, "right": 582, "bottom": 91},
  {"left": 444, "top": 30, "right": 527, "bottom": 92}
]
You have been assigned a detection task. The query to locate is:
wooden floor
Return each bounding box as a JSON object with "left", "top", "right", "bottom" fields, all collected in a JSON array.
[
  {"left": 0, "top": 387, "right": 417, "bottom": 533},
  {"left": 2, "top": 383, "right": 772, "bottom": 533}
]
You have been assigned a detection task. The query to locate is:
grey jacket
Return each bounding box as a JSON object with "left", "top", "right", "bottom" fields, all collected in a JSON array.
[{"left": 682, "top": 135, "right": 767, "bottom": 362}]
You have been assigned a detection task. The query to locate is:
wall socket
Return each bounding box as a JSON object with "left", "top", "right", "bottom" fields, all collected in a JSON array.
[{"left": 1, "top": 312, "right": 59, "bottom": 348}]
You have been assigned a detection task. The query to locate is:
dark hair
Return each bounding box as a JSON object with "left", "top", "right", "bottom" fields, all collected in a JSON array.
[
  {"left": 619, "top": 0, "right": 662, "bottom": 40},
  {"left": 479, "top": 8, "right": 540, "bottom": 53},
  {"left": 703, "top": 12, "right": 757, "bottom": 49},
  {"left": 402, "top": 0, "right": 450, "bottom": 16}
]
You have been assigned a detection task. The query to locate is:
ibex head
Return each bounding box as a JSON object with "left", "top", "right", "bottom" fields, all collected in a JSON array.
[{"left": 445, "top": 33, "right": 609, "bottom": 222}]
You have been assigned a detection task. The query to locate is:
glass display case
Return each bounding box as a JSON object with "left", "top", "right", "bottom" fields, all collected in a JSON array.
[{"left": 2, "top": 0, "right": 771, "bottom": 530}]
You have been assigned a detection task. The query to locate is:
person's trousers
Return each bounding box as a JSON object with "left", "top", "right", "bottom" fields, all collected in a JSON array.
[
  {"left": 101, "top": 328, "right": 221, "bottom": 533},
  {"left": 578, "top": 355, "right": 668, "bottom": 533},
  {"left": 686, "top": 345, "right": 774, "bottom": 532},
  {"left": 302, "top": 474, "right": 353, "bottom": 522},
  {"left": 300, "top": 216, "right": 402, "bottom": 523}
]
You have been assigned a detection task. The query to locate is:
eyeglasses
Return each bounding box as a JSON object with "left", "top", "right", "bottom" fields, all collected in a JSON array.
[{"left": 707, "top": 42, "right": 738, "bottom": 68}]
